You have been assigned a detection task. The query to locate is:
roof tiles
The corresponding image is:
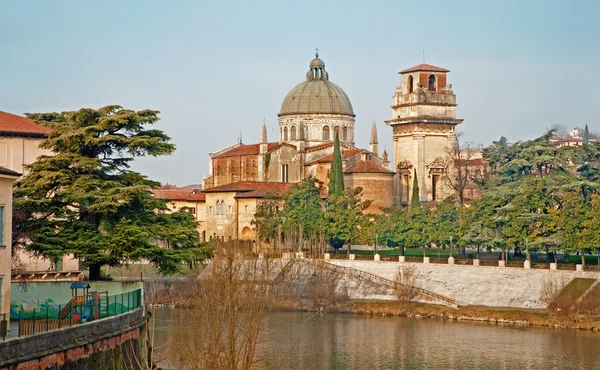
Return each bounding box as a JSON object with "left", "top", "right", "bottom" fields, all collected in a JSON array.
[
  {"left": 400, "top": 63, "right": 450, "bottom": 74},
  {"left": 0, "top": 111, "right": 51, "bottom": 136},
  {"left": 153, "top": 189, "right": 206, "bottom": 202},
  {"left": 344, "top": 160, "right": 395, "bottom": 174}
]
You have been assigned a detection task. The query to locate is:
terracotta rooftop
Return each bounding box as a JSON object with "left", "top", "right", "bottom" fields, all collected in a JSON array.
[
  {"left": 212, "top": 142, "right": 279, "bottom": 158},
  {"left": 0, "top": 111, "right": 51, "bottom": 137},
  {"left": 203, "top": 181, "right": 292, "bottom": 198},
  {"left": 0, "top": 165, "right": 21, "bottom": 177},
  {"left": 343, "top": 160, "right": 395, "bottom": 174},
  {"left": 399, "top": 63, "right": 450, "bottom": 74},
  {"left": 306, "top": 149, "right": 364, "bottom": 165},
  {"left": 153, "top": 189, "right": 206, "bottom": 202}
]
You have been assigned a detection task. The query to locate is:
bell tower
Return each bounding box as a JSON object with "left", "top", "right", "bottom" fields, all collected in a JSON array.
[{"left": 385, "top": 63, "right": 463, "bottom": 204}]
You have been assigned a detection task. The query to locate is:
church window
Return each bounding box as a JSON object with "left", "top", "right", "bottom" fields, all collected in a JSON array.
[
  {"left": 283, "top": 127, "right": 288, "bottom": 141},
  {"left": 245, "top": 205, "right": 249, "bottom": 213},
  {"left": 291, "top": 126, "right": 296, "bottom": 140},
  {"left": 228, "top": 205, "right": 232, "bottom": 213},
  {"left": 322, "top": 126, "right": 330, "bottom": 141},
  {"left": 209, "top": 206, "right": 212, "bottom": 213},
  {"left": 408, "top": 75, "right": 414, "bottom": 93},
  {"left": 342, "top": 127, "right": 348, "bottom": 141},
  {"left": 428, "top": 75, "right": 436, "bottom": 91}
]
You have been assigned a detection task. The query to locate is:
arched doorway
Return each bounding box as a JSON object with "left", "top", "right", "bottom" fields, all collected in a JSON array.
[{"left": 241, "top": 226, "right": 252, "bottom": 241}]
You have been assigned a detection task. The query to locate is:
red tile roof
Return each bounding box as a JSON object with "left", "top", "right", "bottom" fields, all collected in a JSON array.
[
  {"left": 400, "top": 63, "right": 450, "bottom": 74},
  {"left": 203, "top": 181, "right": 292, "bottom": 198},
  {"left": 344, "top": 160, "right": 395, "bottom": 174},
  {"left": 305, "top": 142, "right": 333, "bottom": 152},
  {"left": 306, "top": 149, "right": 364, "bottom": 165},
  {"left": 153, "top": 189, "right": 206, "bottom": 202},
  {"left": 212, "top": 142, "right": 279, "bottom": 158},
  {"left": 0, "top": 111, "right": 51, "bottom": 136},
  {"left": 0, "top": 165, "right": 21, "bottom": 177}
]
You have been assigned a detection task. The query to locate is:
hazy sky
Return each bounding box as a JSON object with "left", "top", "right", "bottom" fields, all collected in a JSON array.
[{"left": 1, "top": 0, "right": 599, "bottom": 186}]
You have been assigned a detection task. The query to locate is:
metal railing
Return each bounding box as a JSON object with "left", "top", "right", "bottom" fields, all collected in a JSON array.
[
  {"left": 308, "top": 259, "right": 460, "bottom": 307},
  {"left": 5, "top": 288, "right": 142, "bottom": 340}
]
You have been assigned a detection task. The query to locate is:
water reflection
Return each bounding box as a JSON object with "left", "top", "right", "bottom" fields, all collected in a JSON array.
[{"left": 150, "top": 308, "right": 600, "bottom": 369}]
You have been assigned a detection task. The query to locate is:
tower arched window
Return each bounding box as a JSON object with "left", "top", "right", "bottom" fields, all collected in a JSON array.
[
  {"left": 408, "top": 75, "right": 414, "bottom": 93},
  {"left": 342, "top": 127, "right": 348, "bottom": 141},
  {"left": 334, "top": 126, "right": 340, "bottom": 140},
  {"left": 283, "top": 127, "right": 288, "bottom": 141},
  {"left": 290, "top": 126, "right": 296, "bottom": 140},
  {"left": 428, "top": 75, "right": 436, "bottom": 91},
  {"left": 322, "top": 126, "right": 330, "bottom": 141}
]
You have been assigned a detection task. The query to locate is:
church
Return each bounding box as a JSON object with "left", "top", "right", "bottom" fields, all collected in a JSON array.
[{"left": 195, "top": 52, "right": 463, "bottom": 242}]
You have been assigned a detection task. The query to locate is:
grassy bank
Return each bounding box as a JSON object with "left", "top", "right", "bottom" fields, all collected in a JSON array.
[{"left": 264, "top": 299, "right": 600, "bottom": 332}]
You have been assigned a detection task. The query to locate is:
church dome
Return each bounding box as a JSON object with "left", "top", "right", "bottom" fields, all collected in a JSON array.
[{"left": 279, "top": 53, "right": 355, "bottom": 117}]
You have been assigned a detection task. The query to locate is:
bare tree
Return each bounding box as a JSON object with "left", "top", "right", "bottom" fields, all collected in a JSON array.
[
  {"left": 395, "top": 265, "right": 419, "bottom": 302},
  {"left": 168, "top": 240, "right": 270, "bottom": 370},
  {"left": 443, "top": 134, "right": 483, "bottom": 205}
]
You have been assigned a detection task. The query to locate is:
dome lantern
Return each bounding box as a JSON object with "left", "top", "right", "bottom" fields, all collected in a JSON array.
[{"left": 279, "top": 51, "right": 356, "bottom": 146}]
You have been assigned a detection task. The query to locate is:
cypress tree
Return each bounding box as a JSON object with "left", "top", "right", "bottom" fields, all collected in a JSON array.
[
  {"left": 583, "top": 125, "right": 589, "bottom": 145},
  {"left": 329, "top": 132, "right": 344, "bottom": 197},
  {"left": 411, "top": 169, "right": 420, "bottom": 209}
]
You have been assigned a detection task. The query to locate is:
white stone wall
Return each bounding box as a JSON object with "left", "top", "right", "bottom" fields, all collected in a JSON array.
[
  {"left": 331, "top": 260, "right": 599, "bottom": 308},
  {"left": 393, "top": 127, "right": 455, "bottom": 201},
  {"left": 278, "top": 113, "right": 355, "bottom": 146}
]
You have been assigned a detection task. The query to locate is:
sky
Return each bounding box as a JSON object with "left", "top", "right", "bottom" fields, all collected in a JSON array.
[{"left": 1, "top": 0, "right": 599, "bottom": 186}]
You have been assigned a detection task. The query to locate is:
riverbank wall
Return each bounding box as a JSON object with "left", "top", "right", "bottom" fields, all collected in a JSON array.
[
  {"left": 330, "top": 260, "right": 600, "bottom": 308},
  {"left": 0, "top": 308, "right": 146, "bottom": 370}
]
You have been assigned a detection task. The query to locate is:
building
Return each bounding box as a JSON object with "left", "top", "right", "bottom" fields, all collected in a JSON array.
[
  {"left": 203, "top": 52, "right": 391, "bottom": 205},
  {"left": 385, "top": 64, "right": 463, "bottom": 204},
  {"left": 0, "top": 111, "right": 78, "bottom": 272},
  {"left": 0, "top": 111, "right": 52, "bottom": 175},
  {"left": 0, "top": 166, "right": 20, "bottom": 320},
  {"left": 203, "top": 182, "right": 292, "bottom": 242},
  {"left": 152, "top": 187, "right": 207, "bottom": 241},
  {"left": 549, "top": 127, "right": 597, "bottom": 147}
]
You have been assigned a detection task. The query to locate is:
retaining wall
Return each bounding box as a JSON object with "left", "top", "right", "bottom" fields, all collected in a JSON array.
[
  {"left": 0, "top": 308, "right": 145, "bottom": 370},
  {"left": 331, "top": 260, "right": 600, "bottom": 308}
]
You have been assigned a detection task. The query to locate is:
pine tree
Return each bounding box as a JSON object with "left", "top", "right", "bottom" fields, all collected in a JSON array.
[
  {"left": 583, "top": 125, "right": 589, "bottom": 145},
  {"left": 328, "top": 132, "right": 344, "bottom": 197},
  {"left": 14, "top": 106, "right": 210, "bottom": 280},
  {"left": 410, "top": 169, "right": 420, "bottom": 209}
]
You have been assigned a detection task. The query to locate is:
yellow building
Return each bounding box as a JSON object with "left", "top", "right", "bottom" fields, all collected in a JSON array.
[
  {"left": 0, "top": 166, "right": 20, "bottom": 320},
  {"left": 152, "top": 188, "right": 207, "bottom": 241},
  {"left": 202, "top": 182, "right": 291, "bottom": 242}
]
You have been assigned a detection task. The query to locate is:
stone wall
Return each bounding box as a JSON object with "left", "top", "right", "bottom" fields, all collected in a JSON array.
[
  {"left": 330, "top": 260, "right": 600, "bottom": 308},
  {"left": 344, "top": 173, "right": 394, "bottom": 214},
  {"left": 0, "top": 308, "right": 145, "bottom": 370}
]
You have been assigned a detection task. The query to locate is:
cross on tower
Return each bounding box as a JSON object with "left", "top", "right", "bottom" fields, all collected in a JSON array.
[{"left": 315, "top": 47, "right": 319, "bottom": 58}]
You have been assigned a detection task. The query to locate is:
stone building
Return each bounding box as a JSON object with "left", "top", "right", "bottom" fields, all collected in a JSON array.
[
  {"left": 0, "top": 166, "right": 20, "bottom": 320},
  {"left": 385, "top": 64, "right": 464, "bottom": 204},
  {"left": 204, "top": 53, "right": 389, "bottom": 207},
  {"left": 203, "top": 182, "right": 291, "bottom": 242}
]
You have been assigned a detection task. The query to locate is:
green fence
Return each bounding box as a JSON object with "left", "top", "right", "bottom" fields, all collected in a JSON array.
[{"left": 4, "top": 288, "right": 142, "bottom": 340}]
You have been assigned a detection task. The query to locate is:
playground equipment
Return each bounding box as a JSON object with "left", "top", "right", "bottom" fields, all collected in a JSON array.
[{"left": 58, "top": 283, "right": 108, "bottom": 322}]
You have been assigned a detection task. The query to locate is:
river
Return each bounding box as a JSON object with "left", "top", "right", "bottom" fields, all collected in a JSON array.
[{"left": 149, "top": 307, "right": 600, "bottom": 369}]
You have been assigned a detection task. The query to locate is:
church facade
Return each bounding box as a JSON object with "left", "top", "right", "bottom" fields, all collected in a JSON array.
[{"left": 198, "top": 53, "right": 462, "bottom": 242}]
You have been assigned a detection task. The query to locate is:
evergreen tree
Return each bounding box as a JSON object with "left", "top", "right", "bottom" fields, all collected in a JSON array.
[
  {"left": 14, "top": 106, "right": 210, "bottom": 280},
  {"left": 583, "top": 125, "right": 590, "bottom": 145},
  {"left": 410, "top": 169, "right": 420, "bottom": 208},
  {"left": 328, "top": 132, "right": 344, "bottom": 197}
]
